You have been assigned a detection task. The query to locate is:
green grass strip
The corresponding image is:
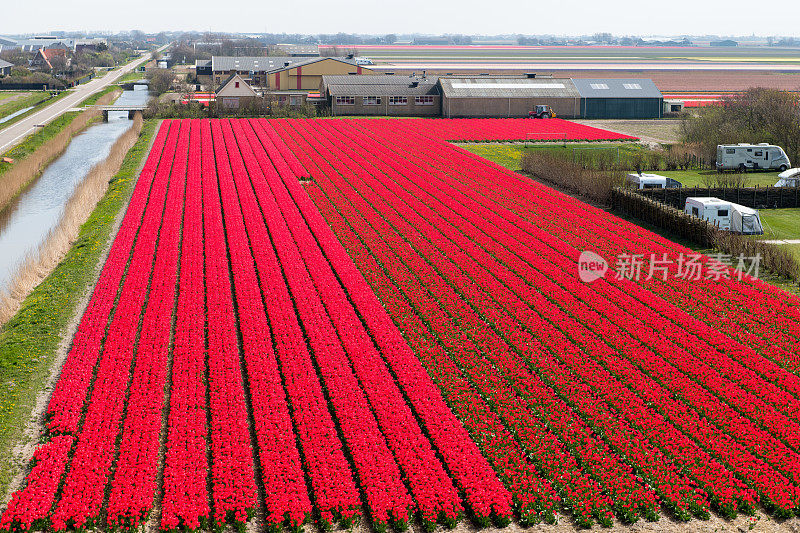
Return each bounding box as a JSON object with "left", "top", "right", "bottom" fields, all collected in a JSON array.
[
  {"left": 78, "top": 86, "right": 121, "bottom": 108},
  {"left": 0, "top": 112, "right": 83, "bottom": 177},
  {"left": 0, "top": 119, "right": 157, "bottom": 497},
  {"left": 0, "top": 93, "right": 50, "bottom": 121},
  {"left": 0, "top": 92, "right": 69, "bottom": 132}
]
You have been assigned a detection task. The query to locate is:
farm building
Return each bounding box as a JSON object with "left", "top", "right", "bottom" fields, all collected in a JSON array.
[
  {"left": 275, "top": 44, "right": 320, "bottom": 57},
  {"left": 268, "top": 57, "right": 373, "bottom": 92},
  {"left": 201, "top": 56, "right": 372, "bottom": 93},
  {"left": 215, "top": 73, "right": 260, "bottom": 111},
  {"left": 204, "top": 56, "right": 297, "bottom": 87},
  {"left": 572, "top": 79, "right": 663, "bottom": 119},
  {"left": 321, "top": 74, "right": 440, "bottom": 116},
  {"left": 0, "top": 59, "right": 12, "bottom": 76},
  {"left": 438, "top": 76, "right": 581, "bottom": 118}
]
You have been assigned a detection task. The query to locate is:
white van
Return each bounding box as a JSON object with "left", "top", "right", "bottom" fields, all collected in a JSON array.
[
  {"left": 716, "top": 144, "right": 790, "bottom": 172},
  {"left": 626, "top": 173, "right": 682, "bottom": 189},
  {"left": 684, "top": 197, "right": 764, "bottom": 235}
]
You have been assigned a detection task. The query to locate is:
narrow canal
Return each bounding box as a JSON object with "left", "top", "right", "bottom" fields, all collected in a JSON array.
[{"left": 0, "top": 84, "right": 150, "bottom": 295}]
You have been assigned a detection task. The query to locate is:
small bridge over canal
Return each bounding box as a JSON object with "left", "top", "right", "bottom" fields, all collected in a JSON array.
[{"left": 99, "top": 105, "right": 147, "bottom": 121}]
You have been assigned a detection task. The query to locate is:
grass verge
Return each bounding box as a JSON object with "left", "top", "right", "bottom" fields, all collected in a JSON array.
[
  {"left": 0, "top": 119, "right": 157, "bottom": 498},
  {"left": 0, "top": 93, "right": 49, "bottom": 121},
  {"left": 79, "top": 86, "right": 121, "bottom": 108},
  {"left": 0, "top": 113, "right": 80, "bottom": 173},
  {"left": 460, "top": 144, "right": 783, "bottom": 187},
  {"left": 0, "top": 92, "right": 69, "bottom": 132}
]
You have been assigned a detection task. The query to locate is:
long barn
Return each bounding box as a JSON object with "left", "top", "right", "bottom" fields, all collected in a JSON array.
[
  {"left": 320, "top": 74, "right": 664, "bottom": 119},
  {"left": 439, "top": 76, "right": 582, "bottom": 118}
]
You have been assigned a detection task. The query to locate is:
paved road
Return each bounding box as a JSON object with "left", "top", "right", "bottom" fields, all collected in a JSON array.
[{"left": 0, "top": 45, "right": 166, "bottom": 154}]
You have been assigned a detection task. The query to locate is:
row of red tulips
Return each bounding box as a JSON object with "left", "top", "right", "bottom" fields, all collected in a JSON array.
[{"left": 160, "top": 120, "right": 210, "bottom": 533}]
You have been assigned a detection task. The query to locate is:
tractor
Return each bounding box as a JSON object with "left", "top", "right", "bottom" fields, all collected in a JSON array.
[{"left": 529, "top": 104, "right": 556, "bottom": 119}]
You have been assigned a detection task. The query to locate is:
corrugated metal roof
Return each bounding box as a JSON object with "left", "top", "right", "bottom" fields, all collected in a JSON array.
[
  {"left": 277, "top": 44, "right": 319, "bottom": 56},
  {"left": 439, "top": 77, "right": 580, "bottom": 99},
  {"left": 327, "top": 81, "right": 439, "bottom": 96},
  {"left": 0, "top": 59, "right": 13, "bottom": 69},
  {"left": 267, "top": 56, "right": 359, "bottom": 73},
  {"left": 322, "top": 74, "right": 438, "bottom": 86},
  {"left": 211, "top": 56, "right": 296, "bottom": 73},
  {"left": 573, "top": 78, "right": 662, "bottom": 98}
]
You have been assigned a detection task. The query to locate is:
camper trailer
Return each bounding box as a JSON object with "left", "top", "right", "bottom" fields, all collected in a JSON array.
[
  {"left": 716, "top": 144, "right": 790, "bottom": 172},
  {"left": 684, "top": 197, "right": 764, "bottom": 235},
  {"left": 626, "top": 173, "right": 682, "bottom": 190},
  {"left": 776, "top": 168, "right": 800, "bottom": 188}
]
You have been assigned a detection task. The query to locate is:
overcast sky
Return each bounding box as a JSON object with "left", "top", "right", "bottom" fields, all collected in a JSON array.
[{"left": 3, "top": 0, "right": 800, "bottom": 37}]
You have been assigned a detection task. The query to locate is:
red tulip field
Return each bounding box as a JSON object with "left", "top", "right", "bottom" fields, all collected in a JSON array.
[{"left": 3, "top": 117, "right": 800, "bottom": 533}]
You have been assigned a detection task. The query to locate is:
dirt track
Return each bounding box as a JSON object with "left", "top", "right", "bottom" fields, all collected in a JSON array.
[{"left": 571, "top": 119, "right": 682, "bottom": 144}]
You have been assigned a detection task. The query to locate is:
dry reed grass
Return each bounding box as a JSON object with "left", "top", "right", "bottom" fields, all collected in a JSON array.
[
  {"left": 0, "top": 113, "right": 143, "bottom": 325},
  {"left": 0, "top": 89, "right": 122, "bottom": 215}
]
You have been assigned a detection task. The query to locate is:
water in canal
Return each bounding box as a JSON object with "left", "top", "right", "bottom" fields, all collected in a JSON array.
[{"left": 0, "top": 85, "right": 150, "bottom": 295}]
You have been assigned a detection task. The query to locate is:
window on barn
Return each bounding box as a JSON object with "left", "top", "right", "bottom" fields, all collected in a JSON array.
[
  {"left": 389, "top": 96, "right": 408, "bottom": 105},
  {"left": 235, "top": 81, "right": 240, "bottom": 88},
  {"left": 623, "top": 83, "right": 642, "bottom": 90},
  {"left": 363, "top": 96, "right": 381, "bottom": 105},
  {"left": 415, "top": 96, "right": 435, "bottom": 105},
  {"left": 589, "top": 83, "right": 609, "bottom": 90},
  {"left": 335, "top": 96, "right": 355, "bottom": 105}
]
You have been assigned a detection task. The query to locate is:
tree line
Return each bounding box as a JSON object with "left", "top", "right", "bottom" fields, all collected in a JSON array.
[{"left": 681, "top": 88, "right": 800, "bottom": 166}]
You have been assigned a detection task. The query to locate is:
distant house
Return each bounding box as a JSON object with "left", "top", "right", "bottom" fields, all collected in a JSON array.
[
  {"left": 195, "top": 59, "right": 212, "bottom": 82},
  {"left": 31, "top": 46, "right": 69, "bottom": 70},
  {"left": 0, "top": 59, "right": 12, "bottom": 76},
  {"left": 215, "top": 73, "right": 260, "bottom": 111}
]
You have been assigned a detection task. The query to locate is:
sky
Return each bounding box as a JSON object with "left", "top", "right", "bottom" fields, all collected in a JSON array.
[{"left": 3, "top": 0, "right": 800, "bottom": 37}]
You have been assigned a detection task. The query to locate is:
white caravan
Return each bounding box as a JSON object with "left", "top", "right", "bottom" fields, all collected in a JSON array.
[
  {"left": 775, "top": 168, "right": 800, "bottom": 187},
  {"left": 716, "top": 144, "right": 791, "bottom": 172},
  {"left": 626, "top": 172, "right": 682, "bottom": 189},
  {"left": 684, "top": 197, "right": 764, "bottom": 235}
]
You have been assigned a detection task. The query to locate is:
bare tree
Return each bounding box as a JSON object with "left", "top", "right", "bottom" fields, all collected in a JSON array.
[{"left": 147, "top": 68, "right": 174, "bottom": 95}]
